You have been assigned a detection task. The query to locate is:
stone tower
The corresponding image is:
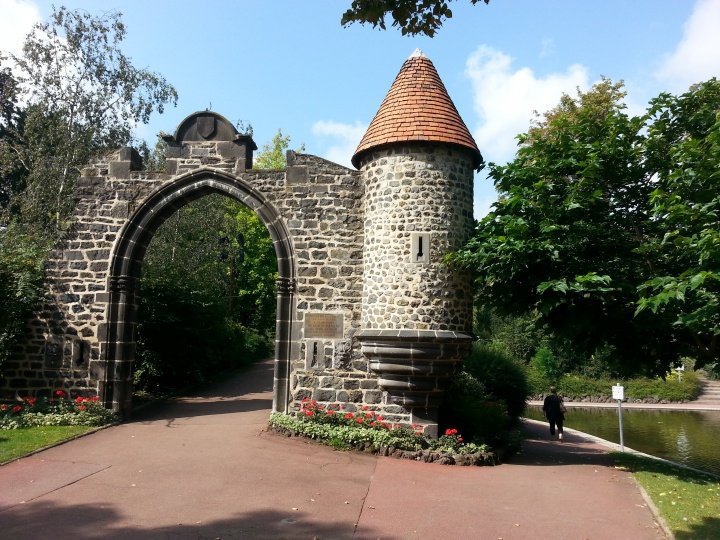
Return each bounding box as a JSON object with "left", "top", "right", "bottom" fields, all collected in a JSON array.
[{"left": 353, "top": 49, "right": 483, "bottom": 437}]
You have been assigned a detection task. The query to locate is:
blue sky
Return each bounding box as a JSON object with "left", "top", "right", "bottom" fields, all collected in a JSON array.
[{"left": 2, "top": 0, "right": 719, "bottom": 216}]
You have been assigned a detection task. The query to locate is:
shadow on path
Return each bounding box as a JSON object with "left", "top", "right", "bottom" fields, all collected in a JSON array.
[
  {"left": 129, "top": 359, "right": 274, "bottom": 422},
  {"left": 511, "top": 420, "right": 618, "bottom": 468},
  {"left": 1, "top": 499, "right": 387, "bottom": 540}
]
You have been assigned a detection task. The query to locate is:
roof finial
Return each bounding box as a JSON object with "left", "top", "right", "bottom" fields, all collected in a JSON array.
[{"left": 409, "top": 48, "right": 426, "bottom": 59}]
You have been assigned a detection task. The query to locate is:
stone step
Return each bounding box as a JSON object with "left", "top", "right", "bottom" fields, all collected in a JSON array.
[{"left": 693, "top": 380, "right": 720, "bottom": 403}]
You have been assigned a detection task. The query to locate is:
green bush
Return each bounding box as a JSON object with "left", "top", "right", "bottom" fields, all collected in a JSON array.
[
  {"left": 441, "top": 372, "right": 511, "bottom": 446},
  {"left": 624, "top": 371, "right": 701, "bottom": 401},
  {"left": 462, "top": 342, "right": 529, "bottom": 418},
  {"left": 135, "top": 274, "right": 271, "bottom": 392},
  {"left": 531, "top": 346, "right": 561, "bottom": 382},
  {"left": 0, "top": 224, "right": 52, "bottom": 370},
  {"left": 525, "top": 367, "right": 701, "bottom": 402}
]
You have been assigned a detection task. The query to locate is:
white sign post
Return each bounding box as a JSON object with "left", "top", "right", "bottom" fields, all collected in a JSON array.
[
  {"left": 676, "top": 364, "right": 685, "bottom": 383},
  {"left": 612, "top": 384, "right": 625, "bottom": 452}
]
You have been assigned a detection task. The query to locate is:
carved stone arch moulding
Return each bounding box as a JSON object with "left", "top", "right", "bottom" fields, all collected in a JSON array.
[{"left": 102, "top": 168, "right": 296, "bottom": 417}]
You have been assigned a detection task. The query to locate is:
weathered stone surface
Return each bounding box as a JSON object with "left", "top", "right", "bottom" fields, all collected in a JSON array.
[{"left": 11, "top": 104, "right": 475, "bottom": 432}]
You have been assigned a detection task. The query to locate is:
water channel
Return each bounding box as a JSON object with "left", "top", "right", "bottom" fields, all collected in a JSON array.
[{"left": 525, "top": 405, "right": 720, "bottom": 477}]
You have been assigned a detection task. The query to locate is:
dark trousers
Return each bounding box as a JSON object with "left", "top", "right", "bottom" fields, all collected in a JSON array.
[{"left": 548, "top": 416, "right": 564, "bottom": 436}]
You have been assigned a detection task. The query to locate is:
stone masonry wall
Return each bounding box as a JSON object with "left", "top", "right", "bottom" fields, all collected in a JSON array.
[
  {"left": 1, "top": 137, "right": 414, "bottom": 422},
  {"left": 361, "top": 145, "right": 475, "bottom": 332}
]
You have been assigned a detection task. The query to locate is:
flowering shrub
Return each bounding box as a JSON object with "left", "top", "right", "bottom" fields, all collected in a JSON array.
[
  {"left": 269, "top": 399, "right": 490, "bottom": 457},
  {"left": 0, "top": 390, "right": 117, "bottom": 430}
]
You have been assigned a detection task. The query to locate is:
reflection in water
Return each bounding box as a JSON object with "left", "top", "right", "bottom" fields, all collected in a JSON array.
[
  {"left": 676, "top": 427, "right": 690, "bottom": 463},
  {"left": 526, "top": 406, "right": 720, "bottom": 477}
]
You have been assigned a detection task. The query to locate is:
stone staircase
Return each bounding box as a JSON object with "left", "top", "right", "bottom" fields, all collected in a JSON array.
[{"left": 694, "top": 379, "right": 720, "bottom": 405}]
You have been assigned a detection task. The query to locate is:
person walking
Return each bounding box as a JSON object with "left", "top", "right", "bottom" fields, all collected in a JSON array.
[{"left": 542, "top": 386, "right": 565, "bottom": 441}]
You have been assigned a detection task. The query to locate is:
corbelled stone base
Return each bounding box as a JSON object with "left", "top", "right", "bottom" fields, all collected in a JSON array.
[{"left": 356, "top": 329, "right": 473, "bottom": 437}]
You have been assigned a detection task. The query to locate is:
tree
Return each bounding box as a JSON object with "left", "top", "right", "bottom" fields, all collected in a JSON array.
[
  {"left": 0, "top": 57, "right": 23, "bottom": 210},
  {"left": 0, "top": 223, "right": 53, "bottom": 369},
  {"left": 253, "top": 128, "right": 304, "bottom": 170},
  {"left": 636, "top": 80, "right": 720, "bottom": 364},
  {"left": 450, "top": 79, "right": 720, "bottom": 376},
  {"left": 341, "top": 0, "right": 490, "bottom": 37},
  {"left": 0, "top": 7, "right": 176, "bottom": 369},
  {"left": 136, "top": 194, "right": 276, "bottom": 390},
  {"left": 4, "top": 6, "right": 177, "bottom": 230}
]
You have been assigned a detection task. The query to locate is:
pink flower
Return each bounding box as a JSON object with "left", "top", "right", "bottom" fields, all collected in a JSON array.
[
  {"left": 345, "top": 412, "right": 353, "bottom": 419},
  {"left": 326, "top": 410, "right": 335, "bottom": 415},
  {"left": 55, "top": 390, "right": 67, "bottom": 398},
  {"left": 305, "top": 410, "right": 313, "bottom": 417},
  {"left": 355, "top": 417, "right": 364, "bottom": 423},
  {"left": 78, "top": 405, "right": 87, "bottom": 411},
  {"left": 12, "top": 405, "right": 22, "bottom": 413},
  {"left": 76, "top": 396, "right": 84, "bottom": 403}
]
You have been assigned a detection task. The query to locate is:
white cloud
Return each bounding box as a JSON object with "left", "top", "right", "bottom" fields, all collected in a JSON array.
[
  {"left": 656, "top": 0, "right": 720, "bottom": 92},
  {"left": 0, "top": 0, "right": 41, "bottom": 58},
  {"left": 465, "top": 45, "right": 592, "bottom": 218},
  {"left": 311, "top": 120, "right": 367, "bottom": 169},
  {"left": 465, "top": 45, "right": 590, "bottom": 167}
]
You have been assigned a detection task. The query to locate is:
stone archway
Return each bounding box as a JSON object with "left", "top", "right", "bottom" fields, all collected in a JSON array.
[
  {"left": 7, "top": 46, "right": 482, "bottom": 437},
  {"left": 103, "top": 167, "right": 295, "bottom": 417}
]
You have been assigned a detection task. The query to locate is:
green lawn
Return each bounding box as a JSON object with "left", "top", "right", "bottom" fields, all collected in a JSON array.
[
  {"left": 0, "top": 425, "right": 94, "bottom": 463},
  {"left": 612, "top": 452, "right": 720, "bottom": 540}
]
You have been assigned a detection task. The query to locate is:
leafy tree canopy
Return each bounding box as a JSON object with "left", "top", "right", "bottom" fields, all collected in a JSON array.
[
  {"left": 450, "top": 78, "right": 720, "bottom": 376},
  {"left": 0, "top": 6, "right": 176, "bottom": 369},
  {"left": 2, "top": 6, "right": 177, "bottom": 230},
  {"left": 341, "top": 0, "right": 490, "bottom": 37}
]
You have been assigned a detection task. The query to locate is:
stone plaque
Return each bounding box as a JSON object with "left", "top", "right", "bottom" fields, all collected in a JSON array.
[{"left": 305, "top": 313, "right": 343, "bottom": 339}]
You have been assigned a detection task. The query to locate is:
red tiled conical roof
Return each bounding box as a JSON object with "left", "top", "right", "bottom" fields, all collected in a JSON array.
[{"left": 352, "top": 49, "right": 482, "bottom": 169}]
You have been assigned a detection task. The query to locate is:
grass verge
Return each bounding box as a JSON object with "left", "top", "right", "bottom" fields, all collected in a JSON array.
[
  {"left": 612, "top": 452, "right": 720, "bottom": 539},
  {"left": 0, "top": 425, "right": 94, "bottom": 463}
]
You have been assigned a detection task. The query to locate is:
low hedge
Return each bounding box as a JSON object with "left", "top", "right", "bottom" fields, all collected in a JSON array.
[{"left": 528, "top": 369, "right": 702, "bottom": 402}]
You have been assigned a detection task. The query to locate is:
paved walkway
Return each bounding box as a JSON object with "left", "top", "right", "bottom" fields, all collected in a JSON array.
[{"left": 1, "top": 360, "right": 668, "bottom": 539}]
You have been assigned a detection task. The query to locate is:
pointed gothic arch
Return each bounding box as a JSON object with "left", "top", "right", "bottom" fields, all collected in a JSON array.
[{"left": 102, "top": 167, "right": 295, "bottom": 417}]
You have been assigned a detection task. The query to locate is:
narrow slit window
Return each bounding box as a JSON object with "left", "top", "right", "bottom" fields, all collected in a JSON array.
[{"left": 410, "top": 232, "right": 431, "bottom": 263}]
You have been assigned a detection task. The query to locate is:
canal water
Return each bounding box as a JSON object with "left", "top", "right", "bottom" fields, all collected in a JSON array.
[{"left": 526, "top": 405, "right": 720, "bottom": 477}]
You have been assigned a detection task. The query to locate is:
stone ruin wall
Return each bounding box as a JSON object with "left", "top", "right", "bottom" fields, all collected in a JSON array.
[
  {"left": 1, "top": 137, "right": 422, "bottom": 423},
  {"left": 3, "top": 121, "right": 476, "bottom": 429}
]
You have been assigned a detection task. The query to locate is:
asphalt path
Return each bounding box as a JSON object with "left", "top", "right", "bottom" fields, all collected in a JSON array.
[{"left": 0, "top": 359, "right": 668, "bottom": 539}]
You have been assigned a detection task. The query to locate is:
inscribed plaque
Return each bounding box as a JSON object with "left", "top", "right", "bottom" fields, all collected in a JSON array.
[{"left": 305, "top": 313, "right": 343, "bottom": 339}]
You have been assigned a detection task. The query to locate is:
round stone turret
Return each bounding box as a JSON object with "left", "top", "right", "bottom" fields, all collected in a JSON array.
[{"left": 353, "top": 50, "right": 482, "bottom": 437}]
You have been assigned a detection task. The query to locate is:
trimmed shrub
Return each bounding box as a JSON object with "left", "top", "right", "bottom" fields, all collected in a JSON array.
[
  {"left": 526, "top": 368, "right": 702, "bottom": 402},
  {"left": 441, "top": 372, "right": 510, "bottom": 445},
  {"left": 462, "top": 342, "right": 529, "bottom": 418}
]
